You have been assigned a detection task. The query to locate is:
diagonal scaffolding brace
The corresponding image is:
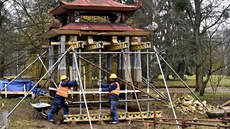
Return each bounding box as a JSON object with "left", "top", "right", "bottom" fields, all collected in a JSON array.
[{"left": 154, "top": 46, "right": 180, "bottom": 129}]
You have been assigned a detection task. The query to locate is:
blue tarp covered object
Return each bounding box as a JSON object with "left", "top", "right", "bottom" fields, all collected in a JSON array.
[{"left": 0, "top": 80, "right": 34, "bottom": 91}]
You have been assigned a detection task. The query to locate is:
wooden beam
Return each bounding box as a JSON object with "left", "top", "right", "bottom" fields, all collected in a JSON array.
[
  {"left": 41, "top": 45, "right": 50, "bottom": 48},
  {"left": 50, "top": 42, "right": 61, "bottom": 45},
  {"left": 0, "top": 91, "right": 34, "bottom": 95}
]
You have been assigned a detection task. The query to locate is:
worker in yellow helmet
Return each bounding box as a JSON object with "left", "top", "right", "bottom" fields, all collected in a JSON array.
[
  {"left": 48, "top": 75, "right": 78, "bottom": 122},
  {"left": 101, "top": 73, "right": 120, "bottom": 124}
]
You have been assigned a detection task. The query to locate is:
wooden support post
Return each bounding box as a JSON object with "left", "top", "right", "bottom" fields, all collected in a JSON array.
[
  {"left": 4, "top": 84, "right": 7, "bottom": 98},
  {"left": 112, "top": 36, "right": 118, "bottom": 44},
  {"left": 87, "top": 36, "right": 94, "bottom": 44},
  {"left": 132, "top": 37, "right": 142, "bottom": 83},
  {"left": 24, "top": 84, "right": 26, "bottom": 97},
  {"left": 58, "top": 35, "right": 67, "bottom": 80},
  {"left": 83, "top": 66, "right": 86, "bottom": 90}
]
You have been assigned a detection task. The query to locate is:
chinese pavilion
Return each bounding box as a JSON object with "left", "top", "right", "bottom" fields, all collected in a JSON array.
[{"left": 41, "top": 0, "right": 162, "bottom": 124}]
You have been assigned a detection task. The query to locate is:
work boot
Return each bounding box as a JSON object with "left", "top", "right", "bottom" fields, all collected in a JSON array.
[
  {"left": 109, "top": 121, "right": 119, "bottom": 124},
  {"left": 48, "top": 119, "right": 54, "bottom": 123}
]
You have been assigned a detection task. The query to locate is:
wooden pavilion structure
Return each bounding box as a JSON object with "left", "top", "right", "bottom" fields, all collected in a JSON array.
[{"left": 41, "top": 0, "right": 163, "bottom": 123}]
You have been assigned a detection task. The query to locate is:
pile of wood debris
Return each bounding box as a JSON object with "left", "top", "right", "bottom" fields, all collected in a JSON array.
[{"left": 172, "top": 94, "right": 211, "bottom": 114}]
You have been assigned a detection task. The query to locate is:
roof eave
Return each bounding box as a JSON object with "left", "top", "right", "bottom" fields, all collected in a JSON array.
[{"left": 41, "top": 29, "right": 150, "bottom": 39}]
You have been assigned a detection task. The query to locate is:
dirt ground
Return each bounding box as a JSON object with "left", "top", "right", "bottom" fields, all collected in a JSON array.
[{"left": 1, "top": 87, "right": 230, "bottom": 129}]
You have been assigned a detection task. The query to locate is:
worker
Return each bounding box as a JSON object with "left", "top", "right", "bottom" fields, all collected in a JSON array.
[
  {"left": 47, "top": 75, "right": 78, "bottom": 122},
  {"left": 101, "top": 73, "right": 120, "bottom": 124}
]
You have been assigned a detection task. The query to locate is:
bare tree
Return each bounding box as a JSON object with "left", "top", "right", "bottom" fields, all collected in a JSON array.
[{"left": 178, "top": 0, "right": 230, "bottom": 95}]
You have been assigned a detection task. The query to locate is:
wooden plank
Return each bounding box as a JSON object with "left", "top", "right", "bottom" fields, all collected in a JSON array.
[
  {"left": 41, "top": 45, "right": 50, "bottom": 48},
  {"left": 0, "top": 91, "right": 34, "bottom": 95},
  {"left": 220, "top": 100, "right": 230, "bottom": 107},
  {"left": 50, "top": 42, "right": 60, "bottom": 45}
]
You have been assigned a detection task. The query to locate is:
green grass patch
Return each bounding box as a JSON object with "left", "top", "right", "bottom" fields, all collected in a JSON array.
[
  {"left": 194, "top": 92, "right": 230, "bottom": 106},
  {"left": 155, "top": 75, "right": 230, "bottom": 88}
]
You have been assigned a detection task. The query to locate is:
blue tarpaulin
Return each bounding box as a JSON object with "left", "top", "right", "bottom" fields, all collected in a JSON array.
[{"left": 0, "top": 80, "right": 34, "bottom": 91}]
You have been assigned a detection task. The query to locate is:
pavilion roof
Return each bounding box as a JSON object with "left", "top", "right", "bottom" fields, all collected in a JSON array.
[
  {"left": 41, "top": 23, "right": 150, "bottom": 39},
  {"left": 50, "top": 0, "right": 144, "bottom": 16}
]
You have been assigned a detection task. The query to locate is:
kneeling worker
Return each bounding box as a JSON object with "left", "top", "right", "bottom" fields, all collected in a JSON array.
[
  {"left": 48, "top": 75, "right": 78, "bottom": 122},
  {"left": 101, "top": 73, "right": 120, "bottom": 124}
]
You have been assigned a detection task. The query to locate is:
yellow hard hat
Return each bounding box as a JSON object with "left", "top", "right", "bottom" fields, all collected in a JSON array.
[
  {"left": 109, "top": 74, "right": 117, "bottom": 79},
  {"left": 60, "top": 75, "right": 68, "bottom": 81}
]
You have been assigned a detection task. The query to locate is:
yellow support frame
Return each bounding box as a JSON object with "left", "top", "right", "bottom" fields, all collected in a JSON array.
[
  {"left": 130, "top": 42, "right": 151, "bottom": 51},
  {"left": 105, "top": 42, "right": 129, "bottom": 51},
  {"left": 64, "top": 111, "right": 162, "bottom": 122},
  {"left": 82, "top": 42, "right": 104, "bottom": 51}
]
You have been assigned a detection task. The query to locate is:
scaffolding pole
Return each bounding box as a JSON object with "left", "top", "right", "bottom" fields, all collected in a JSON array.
[
  {"left": 146, "top": 49, "right": 150, "bottom": 112},
  {"left": 70, "top": 51, "right": 156, "bottom": 54},
  {"left": 98, "top": 48, "right": 102, "bottom": 116},
  {"left": 154, "top": 46, "right": 180, "bottom": 129},
  {"left": 73, "top": 50, "right": 93, "bottom": 129},
  {"left": 79, "top": 49, "right": 82, "bottom": 115}
]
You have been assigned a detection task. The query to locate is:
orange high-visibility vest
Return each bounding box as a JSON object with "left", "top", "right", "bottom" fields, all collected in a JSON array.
[
  {"left": 56, "top": 82, "right": 69, "bottom": 97},
  {"left": 109, "top": 82, "right": 120, "bottom": 95}
]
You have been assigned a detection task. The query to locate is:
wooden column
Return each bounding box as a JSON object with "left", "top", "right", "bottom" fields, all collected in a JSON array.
[
  {"left": 124, "top": 37, "right": 131, "bottom": 82},
  {"left": 72, "top": 36, "right": 78, "bottom": 80},
  {"left": 106, "top": 54, "right": 112, "bottom": 81},
  {"left": 49, "top": 44, "right": 55, "bottom": 82},
  {"left": 58, "top": 35, "right": 67, "bottom": 81},
  {"left": 132, "top": 37, "right": 142, "bottom": 82}
]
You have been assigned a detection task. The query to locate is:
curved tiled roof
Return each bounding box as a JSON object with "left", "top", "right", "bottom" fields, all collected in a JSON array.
[
  {"left": 50, "top": 0, "right": 144, "bottom": 16},
  {"left": 60, "top": 23, "right": 144, "bottom": 31},
  {"left": 41, "top": 23, "right": 150, "bottom": 39}
]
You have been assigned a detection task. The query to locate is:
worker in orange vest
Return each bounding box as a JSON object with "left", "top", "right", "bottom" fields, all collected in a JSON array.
[
  {"left": 101, "top": 73, "right": 120, "bottom": 124},
  {"left": 48, "top": 75, "right": 78, "bottom": 122}
]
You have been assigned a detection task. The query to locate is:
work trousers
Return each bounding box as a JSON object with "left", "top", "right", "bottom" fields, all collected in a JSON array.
[
  {"left": 110, "top": 100, "right": 119, "bottom": 122},
  {"left": 47, "top": 94, "right": 69, "bottom": 120}
]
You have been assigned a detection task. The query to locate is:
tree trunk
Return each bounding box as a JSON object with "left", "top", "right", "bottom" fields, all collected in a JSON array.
[
  {"left": 194, "top": 0, "right": 203, "bottom": 93},
  {"left": 0, "top": 1, "right": 5, "bottom": 78},
  {"left": 0, "top": 56, "right": 4, "bottom": 78},
  {"left": 200, "top": 73, "right": 210, "bottom": 96}
]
